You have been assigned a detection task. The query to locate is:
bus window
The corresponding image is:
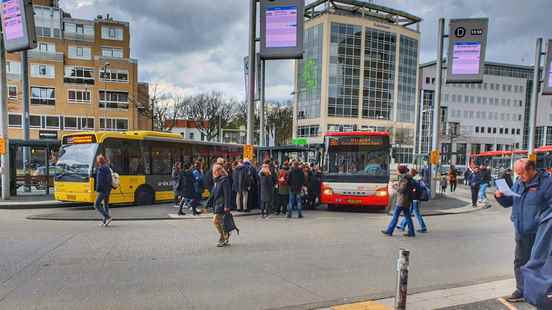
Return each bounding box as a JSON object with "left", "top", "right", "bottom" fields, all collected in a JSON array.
[
  {"left": 103, "top": 139, "right": 127, "bottom": 175},
  {"left": 128, "top": 141, "right": 144, "bottom": 175},
  {"left": 151, "top": 144, "right": 171, "bottom": 175}
]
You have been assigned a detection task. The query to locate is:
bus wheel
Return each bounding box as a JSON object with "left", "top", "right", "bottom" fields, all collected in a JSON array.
[{"left": 135, "top": 186, "right": 154, "bottom": 205}]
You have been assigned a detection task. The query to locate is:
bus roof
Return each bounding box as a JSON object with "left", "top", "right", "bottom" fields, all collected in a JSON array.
[
  {"left": 61, "top": 130, "right": 247, "bottom": 147},
  {"left": 324, "top": 131, "right": 390, "bottom": 137},
  {"left": 473, "top": 150, "right": 528, "bottom": 157}
]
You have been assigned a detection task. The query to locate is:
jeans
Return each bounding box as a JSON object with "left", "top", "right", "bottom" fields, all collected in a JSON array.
[
  {"left": 261, "top": 201, "right": 271, "bottom": 216},
  {"left": 399, "top": 201, "right": 427, "bottom": 231},
  {"left": 94, "top": 192, "right": 110, "bottom": 223},
  {"left": 288, "top": 192, "right": 303, "bottom": 218},
  {"left": 471, "top": 186, "right": 480, "bottom": 206},
  {"left": 514, "top": 233, "right": 536, "bottom": 293},
  {"left": 478, "top": 183, "right": 489, "bottom": 201},
  {"left": 385, "top": 205, "right": 415, "bottom": 236},
  {"left": 179, "top": 197, "right": 199, "bottom": 215},
  {"left": 236, "top": 191, "right": 249, "bottom": 211}
]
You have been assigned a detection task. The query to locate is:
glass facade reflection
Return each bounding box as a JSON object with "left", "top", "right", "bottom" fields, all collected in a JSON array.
[
  {"left": 328, "top": 23, "right": 362, "bottom": 117},
  {"left": 362, "top": 28, "right": 396, "bottom": 120},
  {"left": 397, "top": 36, "right": 418, "bottom": 123},
  {"left": 297, "top": 24, "right": 323, "bottom": 119}
]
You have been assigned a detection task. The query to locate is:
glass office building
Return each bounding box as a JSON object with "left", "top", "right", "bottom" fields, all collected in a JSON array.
[{"left": 294, "top": 1, "right": 421, "bottom": 164}]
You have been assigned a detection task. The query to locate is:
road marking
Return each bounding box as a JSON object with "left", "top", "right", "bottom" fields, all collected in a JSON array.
[
  {"left": 331, "top": 301, "right": 392, "bottom": 310},
  {"left": 497, "top": 298, "right": 518, "bottom": 310}
]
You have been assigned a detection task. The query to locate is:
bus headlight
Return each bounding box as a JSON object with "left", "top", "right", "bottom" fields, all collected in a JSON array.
[
  {"left": 375, "top": 188, "right": 388, "bottom": 197},
  {"left": 322, "top": 187, "right": 334, "bottom": 196}
]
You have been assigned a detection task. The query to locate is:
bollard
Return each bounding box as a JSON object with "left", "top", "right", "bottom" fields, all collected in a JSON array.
[{"left": 395, "top": 248, "right": 410, "bottom": 310}]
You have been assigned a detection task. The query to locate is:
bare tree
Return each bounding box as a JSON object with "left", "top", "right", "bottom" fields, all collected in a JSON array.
[{"left": 265, "top": 100, "right": 293, "bottom": 146}]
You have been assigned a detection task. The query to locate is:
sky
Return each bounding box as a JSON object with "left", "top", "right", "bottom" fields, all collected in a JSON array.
[{"left": 63, "top": 0, "right": 552, "bottom": 102}]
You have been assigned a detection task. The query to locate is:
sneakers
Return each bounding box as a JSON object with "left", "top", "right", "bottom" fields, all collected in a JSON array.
[
  {"left": 417, "top": 229, "right": 428, "bottom": 233},
  {"left": 381, "top": 230, "right": 392, "bottom": 236},
  {"left": 105, "top": 217, "right": 112, "bottom": 227},
  {"left": 506, "top": 290, "right": 524, "bottom": 303},
  {"left": 216, "top": 242, "right": 225, "bottom": 247}
]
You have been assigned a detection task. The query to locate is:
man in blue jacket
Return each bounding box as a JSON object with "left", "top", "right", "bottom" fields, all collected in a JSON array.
[
  {"left": 495, "top": 159, "right": 552, "bottom": 302},
  {"left": 95, "top": 155, "right": 113, "bottom": 227}
]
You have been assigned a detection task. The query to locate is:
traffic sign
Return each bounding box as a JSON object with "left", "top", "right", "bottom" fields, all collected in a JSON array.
[
  {"left": 430, "top": 150, "right": 440, "bottom": 165},
  {"left": 243, "top": 144, "right": 254, "bottom": 160},
  {"left": 0, "top": 138, "right": 5, "bottom": 155}
]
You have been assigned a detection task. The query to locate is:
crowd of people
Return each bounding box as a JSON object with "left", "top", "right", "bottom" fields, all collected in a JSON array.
[{"left": 170, "top": 157, "right": 322, "bottom": 246}]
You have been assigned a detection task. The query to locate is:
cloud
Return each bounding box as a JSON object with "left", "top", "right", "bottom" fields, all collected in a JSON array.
[{"left": 61, "top": 0, "right": 552, "bottom": 101}]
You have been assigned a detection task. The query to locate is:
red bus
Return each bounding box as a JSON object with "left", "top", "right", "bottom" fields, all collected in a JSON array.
[
  {"left": 536, "top": 146, "right": 552, "bottom": 172},
  {"left": 320, "top": 131, "right": 391, "bottom": 209}
]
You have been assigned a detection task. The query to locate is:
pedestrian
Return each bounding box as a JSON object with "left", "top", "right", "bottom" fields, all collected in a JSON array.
[
  {"left": 172, "top": 162, "right": 182, "bottom": 206},
  {"left": 468, "top": 166, "right": 481, "bottom": 208},
  {"left": 495, "top": 159, "right": 552, "bottom": 303},
  {"left": 398, "top": 168, "right": 428, "bottom": 233},
  {"left": 440, "top": 173, "right": 448, "bottom": 195},
  {"left": 276, "top": 163, "right": 290, "bottom": 215},
  {"left": 94, "top": 155, "right": 112, "bottom": 227},
  {"left": 382, "top": 165, "right": 416, "bottom": 237},
  {"left": 501, "top": 168, "right": 514, "bottom": 188},
  {"left": 307, "top": 166, "right": 321, "bottom": 209},
  {"left": 479, "top": 165, "right": 492, "bottom": 205},
  {"left": 177, "top": 162, "right": 196, "bottom": 216},
  {"left": 210, "top": 163, "right": 232, "bottom": 247},
  {"left": 464, "top": 167, "right": 472, "bottom": 186},
  {"left": 449, "top": 165, "right": 457, "bottom": 192},
  {"left": 234, "top": 159, "right": 255, "bottom": 212},
  {"left": 231, "top": 161, "right": 239, "bottom": 210},
  {"left": 287, "top": 161, "right": 305, "bottom": 218},
  {"left": 192, "top": 161, "right": 205, "bottom": 201},
  {"left": 259, "top": 163, "right": 274, "bottom": 219},
  {"left": 205, "top": 157, "right": 225, "bottom": 193}
]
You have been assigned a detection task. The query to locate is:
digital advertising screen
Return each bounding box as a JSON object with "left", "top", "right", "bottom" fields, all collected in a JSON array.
[
  {"left": 451, "top": 42, "right": 481, "bottom": 75},
  {"left": 266, "top": 5, "right": 297, "bottom": 48},
  {"left": 1, "top": 0, "right": 24, "bottom": 41},
  {"left": 548, "top": 62, "right": 552, "bottom": 89},
  {"left": 543, "top": 39, "right": 552, "bottom": 95}
]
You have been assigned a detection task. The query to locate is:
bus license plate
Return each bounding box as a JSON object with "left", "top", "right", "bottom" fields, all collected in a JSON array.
[{"left": 348, "top": 199, "right": 362, "bottom": 204}]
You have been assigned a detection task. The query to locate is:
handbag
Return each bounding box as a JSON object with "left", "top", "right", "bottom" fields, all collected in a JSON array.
[{"left": 223, "top": 212, "right": 239, "bottom": 235}]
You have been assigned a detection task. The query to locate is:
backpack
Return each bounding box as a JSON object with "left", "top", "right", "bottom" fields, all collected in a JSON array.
[
  {"left": 277, "top": 170, "right": 288, "bottom": 186},
  {"left": 405, "top": 177, "right": 417, "bottom": 201},
  {"left": 418, "top": 180, "right": 431, "bottom": 202},
  {"left": 110, "top": 169, "right": 120, "bottom": 189}
]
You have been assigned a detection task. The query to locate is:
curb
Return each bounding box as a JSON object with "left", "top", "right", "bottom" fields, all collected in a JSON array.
[
  {"left": 26, "top": 210, "right": 262, "bottom": 221},
  {"left": 0, "top": 202, "right": 86, "bottom": 210}
]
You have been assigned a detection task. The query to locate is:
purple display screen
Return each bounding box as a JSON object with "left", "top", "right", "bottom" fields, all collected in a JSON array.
[
  {"left": 452, "top": 42, "right": 482, "bottom": 75},
  {"left": 2, "top": 0, "right": 24, "bottom": 41},
  {"left": 548, "top": 63, "right": 552, "bottom": 88},
  {"left": 266, "top": 5, "right": 297, "bottom": 48}
]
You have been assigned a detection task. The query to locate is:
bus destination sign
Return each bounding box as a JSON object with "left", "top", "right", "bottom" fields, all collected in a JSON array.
[{"left": 329, "top": 136, "right": 387, "bottom": 146}]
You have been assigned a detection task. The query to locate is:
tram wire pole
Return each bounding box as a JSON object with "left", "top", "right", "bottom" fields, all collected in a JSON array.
[{"left": 0, "top": 26, "right": 10, "bottom": 200}]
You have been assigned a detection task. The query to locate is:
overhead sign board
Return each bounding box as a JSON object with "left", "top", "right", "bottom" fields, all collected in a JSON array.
[
  {"left": 446, "top": 18, "right": 488, "bottom": 84},
  {"left": 543, "top": 40, "right": 552, "bottom": 95},
  {"left": 0, "top": 0, "right": 36, "bottom": 52},
  {"left": 260, "top": 0, "right": 304, "bottom": 60}
]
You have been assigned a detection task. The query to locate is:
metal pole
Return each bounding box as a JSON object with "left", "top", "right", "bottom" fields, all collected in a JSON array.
[
  {"left": 0, "top": 29, "right": 10, "bottom": 200},
  {"left": 260, "top": 59, "right": 266, "bottom": 147},
  {"left": 431, "top": 18, "right": 445, "bottom": 198},
  {"left": 246, "top": 0, "right": 257, "bottom": 145},
  {"left": 528, "top": 38, "right": 543, "bottom": 156},
  {"left": 395, "top": 248, "right": 410, "bottom": 310},
  {"left": 22, "top": 50, "right": 30, "bottom": 192}
]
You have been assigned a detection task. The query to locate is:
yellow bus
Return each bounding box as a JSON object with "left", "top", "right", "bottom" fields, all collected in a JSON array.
[{"left": 54, "top": 131, "right": 244, "bottom": 205}]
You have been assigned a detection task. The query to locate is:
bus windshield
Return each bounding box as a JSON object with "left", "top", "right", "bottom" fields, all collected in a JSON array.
[
  {"left": 324, "top": 145, "right": 389, "bottom": 177},
  {"left": 55, "top": 143, "right": 98, "bottom": 181}
]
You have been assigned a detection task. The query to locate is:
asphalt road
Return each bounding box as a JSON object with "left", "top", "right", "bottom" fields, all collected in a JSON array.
[{"left": 0, "top": 200, "right": 516, "bottom": 310}]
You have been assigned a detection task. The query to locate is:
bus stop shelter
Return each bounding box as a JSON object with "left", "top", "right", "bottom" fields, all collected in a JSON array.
[
  {"left": 8, "top": 139, "right": 61, "bottom": 196},
  {"left": 257, "top": 145, "right": 322, "bottom": 165}
]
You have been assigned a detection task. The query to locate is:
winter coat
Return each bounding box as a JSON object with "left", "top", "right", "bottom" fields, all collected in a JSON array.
[
  {"left": 287, "top": 167, "right": 305, "bottom": 193},
  {"left": 395, "top": 174, "right": 414, "bottom": 208},
  {"left": 177, "top": 170, "right": 195, "bottom": 199},
  {"left": 231, "top": 168, "right": 240, "bottom": 192},
  {"left": 259, "top": 171, "right": 274, "bottom": 203},
  {"left": 480, "top": 168, "right": 492, "bottom": 184},
  {"left": 210, "top": 176, "right": 232, "bottom": 214},
  {"left": 205, "top": 167, "right": 214, "bottom": 191},
  {"left": 235, "top": 163, "right": 256, "bottom": 192},
  {"left": 495, "top": 172, "right": 552, "bottom": 236},
  {"left": 468, "top": 172, "right": 481, "bottom": 188},
  {"left": 95, "top": 165, "right": 112, "bottom": 194},
  {"left": 308, "top": 172, "right": 321, "bottom": 196}
]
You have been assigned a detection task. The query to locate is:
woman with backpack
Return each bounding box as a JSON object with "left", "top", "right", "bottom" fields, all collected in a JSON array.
[
  {"left": 382, "top": 165, "right": 416, "bottom": 237},
  {"left": 259, "top": 163, "right": 274, "bottom": 219},
  {"left": 94, "top": 155, "right": 113, "bottom": 227},
  {"left": 398, "top": 169, "right": 428, "bottom": 233}
]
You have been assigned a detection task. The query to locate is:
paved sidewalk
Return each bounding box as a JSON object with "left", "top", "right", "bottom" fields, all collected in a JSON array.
[
  {"left": 0, "top": 194, "right": 83, "bottom": 209},
  {"left": 320, "top": 279, "right": 536, "bottom": 310}
]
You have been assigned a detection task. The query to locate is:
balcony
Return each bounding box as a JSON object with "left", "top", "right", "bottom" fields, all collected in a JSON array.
[
  {"left": 28, "top": 51, "right": 64, "bottom": 62},
  {"left": 64, "top": 32, "right": 95, "bottom": 42},
  {"left": 63, "top": 77, "right": 95, "bottom": 85}
]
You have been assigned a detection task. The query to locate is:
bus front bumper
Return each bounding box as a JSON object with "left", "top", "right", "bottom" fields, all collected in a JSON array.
[{"left": 54, "top": 181, "right": 95, "bottom": 203}]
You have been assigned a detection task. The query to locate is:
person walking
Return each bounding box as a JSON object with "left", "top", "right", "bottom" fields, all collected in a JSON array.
[
  {"left": 172, "top": 162, "right": 182, "bottom": 206},
  {"left": 287, "top": 161, "right": 305, "bottom": 218},
  {"left": 495, "top": 159, "right": 552, "bottom": 302},
  {"left": 468, "top": 166, "right": 481, "bottom": 208},
  {"left": 464, "top": 167, "right": 472, "bottom": 186},
  {"left": 479, "top": 165, "right": 492, "bottom": 205},
  {"left": 449, "top": 165, "right": 458, "bottom": 192},
  {"left": 382, "top": 165, "right": 416, "bottom": 237},
  {"left": 210, "top": 163, "right": 232, "bottom": 247},
  {"left": 398, "top": 168, "right": 428, "bottom": 233},
  {"left": 440, "top": 173, "right": 448, "bottom": 195},
  {"left": 94, "top": 155, "right": 113, "bottom": 227},
  {"left": 259, "top": 163, "right": 274, "bottom": 219},
  {"left": 276, "top": 163, "right": 290, "bottom": 215},
  {"left": 192, "top": 161, "right": 205, "bottom": 201},
  {"left": 176, "top": 162, "right": 193, "bottom": 216}
]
